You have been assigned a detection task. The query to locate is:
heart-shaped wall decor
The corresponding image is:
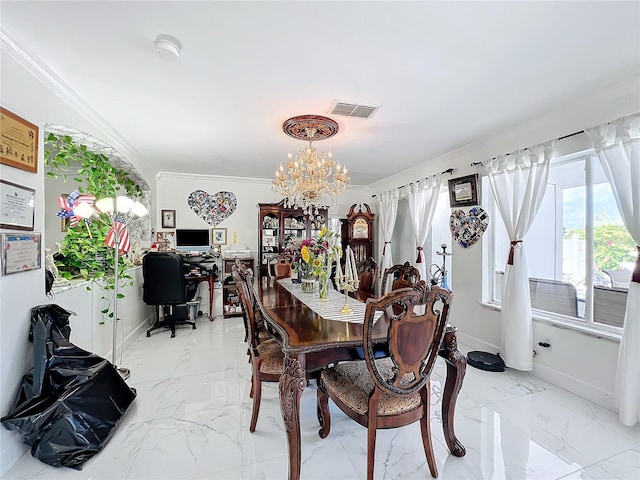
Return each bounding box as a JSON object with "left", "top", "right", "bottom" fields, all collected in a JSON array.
[
  {"left": 187, "top": 190, "right": 237, "bottom": 227},
  {"left": 449, "top": 206, "right": 489, "bottom": 249}
]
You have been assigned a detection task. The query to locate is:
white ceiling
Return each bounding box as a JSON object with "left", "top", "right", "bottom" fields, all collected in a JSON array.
[{"left": 1, "top": 1, "right": 639, "bottom": 187}]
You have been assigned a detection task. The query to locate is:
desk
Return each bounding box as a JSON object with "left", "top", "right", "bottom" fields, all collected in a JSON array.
[
  {"left": 184, "top": 272, "right": 216, "bottom": 319},
  {"left": 181, "top": 253, "right": 220, "bottom": 319},
  {"left": 256, "top": 277, "right": 466, "bottom": 480}
]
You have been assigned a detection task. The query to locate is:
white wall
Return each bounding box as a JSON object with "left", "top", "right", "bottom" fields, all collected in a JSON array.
[
  {"left": 0, "top": 40, "right": 154, "bottom": 475},
  {"left": 368, "top": 76, "right": 639, "bottom": 411},
  {"left": 155, "top": 172, "right": 371, "bottom": 258}
]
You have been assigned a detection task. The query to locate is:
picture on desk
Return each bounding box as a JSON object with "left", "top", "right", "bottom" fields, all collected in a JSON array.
[
  {"left": 157, "top": 231, "right": 175, "bottom": 251},
  {"left": 211, "top": 227, "right": 227, "bottom": 245}
]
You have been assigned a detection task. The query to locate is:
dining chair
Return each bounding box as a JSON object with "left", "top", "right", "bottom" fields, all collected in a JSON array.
[
  {"left": 381, "top": 261, "right": 420, "bottom": 294},
  {"left": 269, "top": 254, "right": 292, "bottom": 279},
  {"left": 355, "top": 257, "right": 378, "bottom": 301},
  {"left": 233, "top": 267, "right": 284, "bottom": 432},
  {"left": 316, "top": 280, "right": 453, "bottom": 480}
]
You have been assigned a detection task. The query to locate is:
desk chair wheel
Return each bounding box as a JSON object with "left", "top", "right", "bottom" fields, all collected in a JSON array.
[{"left": 146, "top": 331, "right": 151, "bottom": 338}]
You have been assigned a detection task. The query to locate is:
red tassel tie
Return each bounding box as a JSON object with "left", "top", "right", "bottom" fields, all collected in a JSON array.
[
  {"left": 383, "top": 241, "right": 391, "bottom": 255},
  {"left": 416, "top": 246, "right": 424, "bottom": 263},
  {"left": 508, "top": 240, "right": 523, "bottom": 265},
  {"left": 632, "top": 246, "right": 640, "bottom": 284}
]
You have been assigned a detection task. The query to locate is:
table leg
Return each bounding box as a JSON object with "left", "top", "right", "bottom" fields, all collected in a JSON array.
[
  {"left": 439, "top": 326, "right": 466, "bottom": 457},
  {"left": 279, "top": 353, "right": 306, "bottom": 480},
  {"left": 208, "top": 275, "right": 214, "bottom": 320}
]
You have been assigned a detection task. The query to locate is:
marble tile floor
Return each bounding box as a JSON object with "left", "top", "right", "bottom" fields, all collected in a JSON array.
[{"left": 3, "top": 305, "right": 639, "bottom": 479}]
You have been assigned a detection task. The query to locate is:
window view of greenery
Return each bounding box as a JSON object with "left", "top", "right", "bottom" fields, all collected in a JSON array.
[{"left": 563, "top": 182, "right": 634, "bottom": 290}]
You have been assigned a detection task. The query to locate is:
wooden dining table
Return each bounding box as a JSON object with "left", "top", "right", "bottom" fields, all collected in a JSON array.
[{"left": 256, "top": 276, "right": 467, "bottom": 480}]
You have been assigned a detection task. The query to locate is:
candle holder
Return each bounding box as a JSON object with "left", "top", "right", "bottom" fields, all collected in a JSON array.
[{"left": 336, "top": 272, "right": 359, "bottom": 314}]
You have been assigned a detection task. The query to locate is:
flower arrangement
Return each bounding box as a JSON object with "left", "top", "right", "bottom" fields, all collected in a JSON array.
[
  {"left": 283, "top": 226, "right": 341, "bottom": 297},
  {"left": 300, "top": 226, "right": 341, "bottom": 276}
]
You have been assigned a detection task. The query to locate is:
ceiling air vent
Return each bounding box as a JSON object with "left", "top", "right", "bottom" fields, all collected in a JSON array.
[{"left": 329, "top": 101, "right": 378, "bottom": 119}]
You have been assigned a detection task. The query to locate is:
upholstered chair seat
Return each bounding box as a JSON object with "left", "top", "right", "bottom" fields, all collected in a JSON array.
[
  {"left": 256, "top": 338, "right": 285, "bottom": 375},
  {"left": 320, "top": 359, "right": 422, "bottom": 416}
]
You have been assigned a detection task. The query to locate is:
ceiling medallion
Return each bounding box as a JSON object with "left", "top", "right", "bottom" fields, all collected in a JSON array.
[{"left": 282, "top": 115, "right": 339, "bottom": 141}]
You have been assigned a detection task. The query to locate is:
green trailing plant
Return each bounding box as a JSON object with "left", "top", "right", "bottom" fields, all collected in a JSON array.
[{"left": 44, "top": 133, "right": 144, "bottom": 322}]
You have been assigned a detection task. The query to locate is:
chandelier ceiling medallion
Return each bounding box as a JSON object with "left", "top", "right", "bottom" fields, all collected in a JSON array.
[{"left": 273, "top": 115, "right": 350, "bottom": 215}]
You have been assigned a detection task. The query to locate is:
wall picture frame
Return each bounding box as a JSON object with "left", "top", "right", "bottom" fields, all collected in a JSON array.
[
  {"left": 0, "top": 107, "right": 39, "bottom": 174},
  {"left": 448, "top": 173, "right": 480, "bottom": 208},
  {"left": 2, "top": 232, "right": 42, "bottom": 275},
  {"left": 0, "top": 179, "right": 35, "bottom": 231},
  {"left": 161, "top": 209, "right": 176, "bottom": 228},
  {"left": 212, "top": 227, "right": 227, "bottom": 246}
]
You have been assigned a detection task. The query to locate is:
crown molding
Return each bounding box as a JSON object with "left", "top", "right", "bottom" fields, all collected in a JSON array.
[
  {"left": 0, "top": 27, "right": 152, "bottom": 175},
  {"left": 156, "top": 171, "right": 273, "bottom": 184}
]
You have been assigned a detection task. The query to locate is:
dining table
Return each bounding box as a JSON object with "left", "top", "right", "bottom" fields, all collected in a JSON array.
[{"left": 255, "top": 276, "right": 467, "bottom": 480}]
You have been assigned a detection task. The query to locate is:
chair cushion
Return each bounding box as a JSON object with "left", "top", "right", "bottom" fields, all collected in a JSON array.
[
  {"left": 320, "top": 359, "right": 422, "bottom": 416},
  {"left": 256, "top": 338, "right": 285, "bottom": 375}
]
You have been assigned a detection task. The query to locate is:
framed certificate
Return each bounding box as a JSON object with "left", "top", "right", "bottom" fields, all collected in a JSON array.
[
  {"left": 2, "top": 232, "right": 42, "bottom": 275},
  {"left": 0, "top": 179, "right": 35, "bottom": 230}
]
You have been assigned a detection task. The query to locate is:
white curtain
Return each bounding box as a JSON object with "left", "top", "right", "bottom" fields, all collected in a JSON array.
[
  {"left": 486, "top": 142, "right": 555, "bottom": 371},
  {"left": 376, "top": 189, "right": 399, "bottom": 292},
  {"left": 586, "top": 114, "right": 640, "bottom": 427},
  {"left": 406, "top": 175, "right": 442, "bottom": 281}
]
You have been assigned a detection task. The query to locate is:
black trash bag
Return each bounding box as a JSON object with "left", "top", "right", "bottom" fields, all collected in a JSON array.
[{"left": 1, "top": 304, "right": 137, "bottom": 470}]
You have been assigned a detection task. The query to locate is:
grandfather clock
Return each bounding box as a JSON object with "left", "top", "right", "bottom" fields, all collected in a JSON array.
[{"left": 347, "top": 203, "right": 374, "bottom": 265}]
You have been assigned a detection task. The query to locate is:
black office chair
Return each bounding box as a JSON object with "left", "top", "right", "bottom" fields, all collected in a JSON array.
[{"left": 143, "top": 252, "right": 198, "bottom": 338}]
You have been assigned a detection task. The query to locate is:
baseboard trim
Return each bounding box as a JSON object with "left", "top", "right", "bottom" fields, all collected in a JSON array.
[{"left": 457, "top": 331, "right": 617, "bottom": 411}]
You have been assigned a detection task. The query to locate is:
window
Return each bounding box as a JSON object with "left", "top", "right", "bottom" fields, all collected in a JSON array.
[{"left": 488, "top": 151, "right": 632, "bottom": 331}]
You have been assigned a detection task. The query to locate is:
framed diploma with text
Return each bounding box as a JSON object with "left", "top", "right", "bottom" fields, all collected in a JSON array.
[
  {"left": 2, "top": 232, "right": 42, "bottom": 275},
  {"left": 0, "top": 107, "right": 39, "bottom": 173},
  {"left": 0, "top": 179, "right": 35, "bottom": 230}
]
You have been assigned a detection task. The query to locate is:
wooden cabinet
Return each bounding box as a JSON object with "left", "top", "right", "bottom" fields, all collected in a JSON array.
[
  {"left": 257, "top": 201, "right": 328, "bottom": 277},
  {"left": 222, "top": 257, "right": 254, "bottom": 318},
  {"left": 347, "top": 203, "right": 374, "bottom": 265}
]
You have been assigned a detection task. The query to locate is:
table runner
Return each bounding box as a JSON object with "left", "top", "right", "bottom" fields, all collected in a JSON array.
[{"left": 277, "top": 278, "right": 381, "bottom": 323}]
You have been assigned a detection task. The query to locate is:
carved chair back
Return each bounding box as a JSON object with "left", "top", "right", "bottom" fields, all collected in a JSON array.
[{"left": 381, "top": 261, "right": 420, "bottom": 294}]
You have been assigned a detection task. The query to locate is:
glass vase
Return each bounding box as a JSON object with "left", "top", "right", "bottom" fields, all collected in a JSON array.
[
  {"left": 301, "top": 271, "right": 317, "bottom": 294},
  {"left": 318, "top": 269, "right": 329, "bottom": 301}
]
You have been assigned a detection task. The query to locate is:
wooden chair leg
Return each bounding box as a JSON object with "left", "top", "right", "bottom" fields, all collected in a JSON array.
[
  {"left": 420, "top": 383, "right": 438, "bottom": 478},
  {"left": 316, "top": 382, "right": 331, "bottom": 438},
  {"left": 366, "top": 390, "right": 382, "bottom": 480},
  {"left": 249, "top": 359, "right": 262, "bottom": 433}
]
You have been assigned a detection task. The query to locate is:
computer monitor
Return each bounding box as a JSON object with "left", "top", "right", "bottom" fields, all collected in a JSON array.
[{"left": 175, "top": 229, "right": 210, "bottom": 252}]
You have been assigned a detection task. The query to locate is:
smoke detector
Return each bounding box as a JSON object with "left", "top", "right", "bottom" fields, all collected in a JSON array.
[{"left": 152, "top": 34, "right": 181, "bottom": 61}]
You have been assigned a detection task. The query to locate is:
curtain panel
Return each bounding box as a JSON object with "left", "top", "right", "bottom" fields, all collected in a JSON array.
[
  {"left": 586, "top": 113, "right": 640, "bottom": 427},
  {"left": 376, "top": 189, "right": 399, "bottom": 293},
  {"left": 406, "top": 175, "right": 442, "bottom": 281},
  {"left": 486, "top": 142, "right": 555, "bottom": 371}
]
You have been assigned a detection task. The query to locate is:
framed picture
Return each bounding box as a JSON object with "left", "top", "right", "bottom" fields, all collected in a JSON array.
[
  {"left": 448, "top": 174, "right": 480, "bottom": 208},
  {"left": 2, "top": 232, "right": 41, "bottom": 275},
  {"left": 0, "top": 179, "right": 35, "bottom": 230},
  {"left": 161, "top": 209, "right": 176, "bottom": 228},
  {"left": 0, "top": 107, "right": 39, "bottom": 173},
  {"left": 212, "top": 227, "right": 227, "bottom": 245},
  {"left": 156, "top": 231, "right": 175, "bottom": 251}
]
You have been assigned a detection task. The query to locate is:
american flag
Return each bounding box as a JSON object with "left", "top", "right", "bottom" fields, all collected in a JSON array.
[{"left": 105, "top": 215, "right": 130, "bottom": 253}]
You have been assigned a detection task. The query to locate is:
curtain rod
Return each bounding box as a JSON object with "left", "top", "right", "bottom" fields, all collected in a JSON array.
[
  {"left": 371, "top": 168, "right": 454, "bottom": 198},
  {"left": 469, "top": 130, "right": 585, "bottom": 167}
]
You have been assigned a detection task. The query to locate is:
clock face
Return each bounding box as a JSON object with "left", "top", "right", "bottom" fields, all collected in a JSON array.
[{"left": 353, "top": 217, "right": 368, "bottom": 239}]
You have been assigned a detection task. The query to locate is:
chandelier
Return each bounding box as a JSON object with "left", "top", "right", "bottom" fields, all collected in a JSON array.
[{"left": 273, "top": 115, "right": 350, "bottom": 215}]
